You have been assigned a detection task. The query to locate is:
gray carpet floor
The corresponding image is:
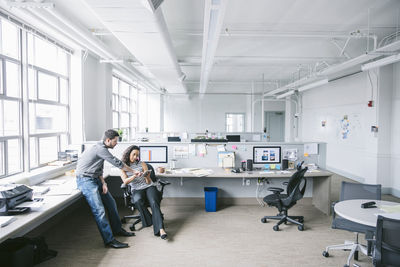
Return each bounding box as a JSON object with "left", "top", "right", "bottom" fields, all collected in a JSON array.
[{"left": 34, "top": 197, "right": 396, "bottom": 267}]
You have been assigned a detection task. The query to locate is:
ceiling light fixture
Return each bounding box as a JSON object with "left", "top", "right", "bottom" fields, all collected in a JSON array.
[
  {"left": 298, "top": 79, "right": 328, "bottom": 92},
  {"left": 361, "top": 53, "right": 400, "bottom": 71}
]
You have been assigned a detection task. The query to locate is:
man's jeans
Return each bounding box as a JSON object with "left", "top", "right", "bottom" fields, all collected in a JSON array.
[{"left": 76, "top": 176, "right": 122, "bottom": 244}]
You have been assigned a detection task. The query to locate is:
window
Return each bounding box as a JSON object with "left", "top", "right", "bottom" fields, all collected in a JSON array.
[
  {"left": 0, "top": 18, "right": 22, "bottom": 176},
  {"left": 27, "top": 33, "right": 70, "bottom": 169},
  {"left": 0, "top": 17, "right": 70, "bottom": 177},
  {"left": 112, "top": 76, "right": 138, "bottom": 140},
  {"left": 226, "top": 113, "right": 245, "bottom": 132}
]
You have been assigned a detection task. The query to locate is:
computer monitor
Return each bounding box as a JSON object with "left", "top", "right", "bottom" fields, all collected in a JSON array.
[
  {"left": 226, "top": 135, "right": 240, "bottom": 142},
  {"left": 139, "top": 146, "right": 168, "bottom": 163},
  {"left": 253, "top": 146, "right": 281, "bottom": 164}
]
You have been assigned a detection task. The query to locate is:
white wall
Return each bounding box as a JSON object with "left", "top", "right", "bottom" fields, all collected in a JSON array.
[
  {"left": 301, "top": 72, "right": 380, "bottom": 184},
  {"left": 391, "top": 63, "right": 400, "bottom": 196},
  {"left": 163, "top": 94, "right": 248, "bottom": 132},
  {"left": 163, "top": 93, "right": 285, "bottom": 133},
  {"left": 83, "top": 54, "right": 113, "bottom": 140}
]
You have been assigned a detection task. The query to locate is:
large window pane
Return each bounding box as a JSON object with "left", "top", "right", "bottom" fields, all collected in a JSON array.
[
  {"left": 0, "top": 63, "right": 3, "bottom": 94},
  {"left": 112, "top": 77, "right": 118, "bottom": 94},
  {"left": 60, "top": 134, "right": 68, "bottom": 152},
  {"left": 30, "top": 137, "right": 37, "bottom": 168},
  {"left": 121, "top": 97, "right": 128, "bottom": 112},
  {"left": 38, "top": 72, "right": 57, "bottom": 101},
  {"left": 0, "top": 101, "right": 3, "bottom": 136},
  {"left": 39, "top": 136, "right": 57, "bottom": 164},
  {"left": 0, "top": 142, "right": 4, "bottom": 175},
  {"left": 34, "top": 36, "right": 57, "bottom": 70},
  {"left": 29, "top": 103, "right": 67, "bottom": 133},
  {"left": 27, "top": 33, "right": 34, "bottom": 65},
  {"left": 113, "top": 112, "right": 119, "bottom": 129},
  {"left": 1, "top": 20, "right": 19, "bottom": 59},
  {"left": 121, "top": 113, "right": 129, "bottom": 128},
  {"left": 57, "top": 50, "right": 68, "bottom": 76},
  {"left": 60, "top": 78, "right": 68, "bottom": 104},
  {"left": 5, "top": 61, "right": 20, "bottom": 98},
  {"left": 7, "top": 139, "right": 21, "bottom": 174},
  {"left": 3, "top": 100, "right": 20, "bottom": 136},
  {"left": 28, "top": 68, "right": 36, "bottom": 99},
  {"left": 226, "top": 113, "right": 244, "bottom": 132},
  {"left": 120, "top": 81, "right": 129, "bottom": 97}
]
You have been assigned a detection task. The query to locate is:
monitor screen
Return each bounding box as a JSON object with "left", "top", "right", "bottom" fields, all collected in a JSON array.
[
  {"left": 139, "top": 146, "right": 168, "bottom": 163},
  {"left": 253, "top": 146, "right": 281, "bottom": 164}
]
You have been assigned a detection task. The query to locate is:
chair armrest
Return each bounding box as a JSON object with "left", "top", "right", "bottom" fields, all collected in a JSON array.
[
  {"left": 120, "top": 183, "right": 127, "bottom": 189},
  {"left": 158, "top": 179, "right": 171, "bottom": 186},
  {"left": 267, "top": 187, "right": 284, "bottom": 194},
  {"left": 282, "top": 181, "right": 288, "bottom": 186}
]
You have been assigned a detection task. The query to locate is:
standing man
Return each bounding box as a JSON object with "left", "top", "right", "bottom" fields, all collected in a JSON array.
[{"left": 76, "top": 129, "right": 139, "bottom": 248}]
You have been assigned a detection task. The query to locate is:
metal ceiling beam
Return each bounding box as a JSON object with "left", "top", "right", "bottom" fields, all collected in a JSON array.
[{"left": 199, "top": 0, "right": 228, "bottom": 95}]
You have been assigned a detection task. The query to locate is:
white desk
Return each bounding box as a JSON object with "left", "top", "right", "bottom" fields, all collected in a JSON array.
[
  {"left": 106, "top": 167, "right": 333, "bottom": 215},
  {"left": 334, "top": 199, "right": 400, "bottom": 227},
  {"left": 0, "top": 175, "right": 82, "bottom": 244}
]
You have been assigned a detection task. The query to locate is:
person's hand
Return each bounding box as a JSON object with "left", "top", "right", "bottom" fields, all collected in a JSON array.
[
  {"left": 102, "top": 183, "right": 108, "bottom": 194},
  {"left": 135, "top": 171, "right": 143, "bottom": 177}
]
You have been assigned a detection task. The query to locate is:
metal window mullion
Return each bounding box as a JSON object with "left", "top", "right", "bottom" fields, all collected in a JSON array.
[
  {"left": 29, "top": 132, "right": 66, "bottom": 138},
  {"left": 0, "top": 54, "right": 20, "bottom": 64},
  {"left": 29, "top": 99, "right": 68, "bottom": 107},
  {"left": 31, "top": 64, "right": 69, "bottom": 80},
  {"left": 21, "top": 29, "right": 30, "bottom": 172},
  {"left": 4, "top": 139, "right": 8, "bottom": 175}
]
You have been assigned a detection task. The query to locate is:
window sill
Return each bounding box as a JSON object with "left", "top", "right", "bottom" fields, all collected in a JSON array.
[{"left": 0, "top": 162, "right": 77, "bottom": 186}]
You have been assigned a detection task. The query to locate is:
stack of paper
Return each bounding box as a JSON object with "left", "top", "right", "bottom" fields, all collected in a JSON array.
[
  {"left": 31, "top": 185, "right": 50, "bottom": 195},
  {"left": 41, "top": 179, "right": 67, "bottom": 186},
  {"left": 0, "top": 216, "right": 17, "bottom": 227},
  {"left": 191, "top": 169, "right": 213, "bottom": 177}
]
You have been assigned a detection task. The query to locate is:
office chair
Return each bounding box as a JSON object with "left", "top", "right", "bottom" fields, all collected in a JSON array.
[
  {"left": 322, "top": 181, "right": 381, "bottom": 267},
  {"left": 373, "top": 215, "right": 400, "bottom": 267},
  {"left": 261, "top": 164, "right": 308, "bottom": 231},
  {"left": 120, "top": 163, "right": 170, "bottom": 231}
]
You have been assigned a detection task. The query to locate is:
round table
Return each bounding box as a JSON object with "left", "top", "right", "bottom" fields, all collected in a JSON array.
[{"left": 334, "top": 199, "right": 400, "bottom": 227}]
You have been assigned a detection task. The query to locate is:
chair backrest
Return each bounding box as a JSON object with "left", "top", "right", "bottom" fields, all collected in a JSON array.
[
  {"left": 340, "top": 181, "right": 381, "bottom": 201},
  {"left": 146, "top": 163, "right": 157, "bottom": 183},
  {"left": 374, "top": 215, "right": 400, "bottom": 267},
  {"left": 286, "top": 167, "right": 308, "bottom": 202}
]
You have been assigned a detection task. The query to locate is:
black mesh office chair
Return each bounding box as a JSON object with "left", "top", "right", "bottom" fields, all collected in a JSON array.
[
  {"left": 373, "top": 215, "right": 400, "bottom": 267},
  {"left": 121, "top": 163, "right": 170, "bottom": 231},
  {"left": 323, "top": 181, "right": 381, "bottom": 267},
  {"left": 261, "top": 164, "right": 308, "bottom": 231}
]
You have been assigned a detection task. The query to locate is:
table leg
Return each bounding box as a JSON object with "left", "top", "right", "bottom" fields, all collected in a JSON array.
[{"left": 312, "top": 175, "right": 331, "bottom": 215}]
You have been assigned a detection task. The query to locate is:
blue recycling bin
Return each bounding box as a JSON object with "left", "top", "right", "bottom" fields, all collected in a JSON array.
[{"left": 204, "top": 187, "right": 218, "bottom": 212}]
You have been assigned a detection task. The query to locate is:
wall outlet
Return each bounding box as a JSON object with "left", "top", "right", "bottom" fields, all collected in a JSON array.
[{"left": 246, "top": 179, "right": 251, "bottom": 186}]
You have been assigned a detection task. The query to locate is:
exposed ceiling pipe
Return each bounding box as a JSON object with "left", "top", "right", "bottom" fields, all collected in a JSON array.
[{"left": 199, "top": 0, "right": 228, "bottom": 95}]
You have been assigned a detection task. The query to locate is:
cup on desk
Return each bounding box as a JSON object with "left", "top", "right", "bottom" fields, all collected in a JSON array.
[{"left": 157, "top": 167, "right": 165, "bottom": 174}]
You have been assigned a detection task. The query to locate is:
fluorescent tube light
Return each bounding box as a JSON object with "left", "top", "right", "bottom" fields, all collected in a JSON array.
[
  {"left": 276, "top": 90, "right": 294, "bottom": 99},
  {"left": 361, "top": 53, "right": 400, "bottom": 71},
  {"left": 298, "top": 79, "right": 328, "bottom": 92}
]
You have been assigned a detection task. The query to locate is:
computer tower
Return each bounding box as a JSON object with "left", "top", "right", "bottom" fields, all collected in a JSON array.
[{"left": 246, "top": 159, "right": 253, "bottom": 171}]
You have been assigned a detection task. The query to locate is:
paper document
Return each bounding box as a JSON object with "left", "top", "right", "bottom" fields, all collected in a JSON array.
[
  {"left": 379, "top": 204, "right": 400, "bottom": 213},
  {"left": 191, "top": 169, "right": 213, "bottom": 177},
  {"left": 42, "top": 179, "right": 67, "bottom": 185},
  {"left": 31, "top": 185, "right": 50, "bottom": 195},
  {"left": 0, "top": 216, "right": 17, "bottom": 227},
  {"left": 259, "top": 171, "right": 275, "bottom": 174}
]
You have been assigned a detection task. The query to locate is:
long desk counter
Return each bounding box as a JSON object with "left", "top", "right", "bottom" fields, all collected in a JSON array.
[
  {"left": 106, "top": 167, "right": 333, "bottom": 215},
  {"left": 0, "top": 175, "right": 82, "bottom": 244}
]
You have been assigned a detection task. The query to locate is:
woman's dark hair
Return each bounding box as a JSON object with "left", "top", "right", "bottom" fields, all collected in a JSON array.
[{"left": 122, "top": 145, "right": 140, "bottom": 165}]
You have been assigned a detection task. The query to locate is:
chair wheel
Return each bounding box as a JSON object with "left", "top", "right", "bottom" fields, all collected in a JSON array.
[
  {"left": 121, "top": 218, "right": 126, "bottom": 224},
  {"left": 298, "top": 225, "right": 304, "bottom": 231},
  {"left": 322, "top": 251, "right": 329, "bottom": 257},
  {"left": 273, "top": 225, "right": 279, "bottom": 231},
  {"left": 130, "top": 225, "right": 136, "bottom": 231},
  {"left": 261, "top": 218, "right": 267, "bottom": 223}
]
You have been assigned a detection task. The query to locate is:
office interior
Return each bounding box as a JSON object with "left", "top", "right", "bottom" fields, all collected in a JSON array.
[{"left": 0, "top": 0, "right": 400, "bottom": 266}]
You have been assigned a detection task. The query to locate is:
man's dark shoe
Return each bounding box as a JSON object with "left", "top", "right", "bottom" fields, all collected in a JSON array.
[
  {"left": 115, "top": 228, "right": 135, "bottom": 237},
  {"left": 105, "top": 239, "right": 129, "bottom": 249}
]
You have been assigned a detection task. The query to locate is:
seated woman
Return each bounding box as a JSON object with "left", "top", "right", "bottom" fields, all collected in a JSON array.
[{"left": 120, "top": 145, "right": 167, "bottom": 240}]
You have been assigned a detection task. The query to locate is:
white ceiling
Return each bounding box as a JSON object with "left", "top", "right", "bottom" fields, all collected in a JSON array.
[{"left": 9, "top": 0, "right": 400, "bottom": 95}]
